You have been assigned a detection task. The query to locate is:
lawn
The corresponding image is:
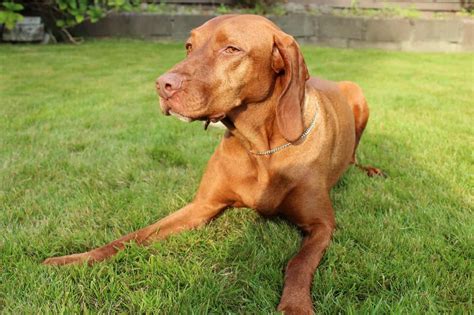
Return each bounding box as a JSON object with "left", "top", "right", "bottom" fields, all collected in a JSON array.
[{"left": 0, "top": 40, "right": 472, "bottom": 313}]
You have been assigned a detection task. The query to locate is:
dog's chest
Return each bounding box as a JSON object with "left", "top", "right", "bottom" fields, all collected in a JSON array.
[{"left": 237, "top": 165, "right": 295, "bottom": 215}]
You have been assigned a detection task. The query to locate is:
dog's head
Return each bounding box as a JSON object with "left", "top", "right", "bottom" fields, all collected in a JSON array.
[{"left": 156, "top": 14, "right": 309, "bottom": 142}]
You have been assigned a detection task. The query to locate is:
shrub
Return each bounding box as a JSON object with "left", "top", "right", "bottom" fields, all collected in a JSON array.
[
  {"left": 1, "top": 0, "right": 142, "bottom": 43},
  {"left": 0, "top": 1, "right": 24, "bottom": 30}
]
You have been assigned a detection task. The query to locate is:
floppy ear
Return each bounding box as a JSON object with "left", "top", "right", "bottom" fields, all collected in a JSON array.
[{"left": 272, "top": 33, "right": 310, "bottom": 142}]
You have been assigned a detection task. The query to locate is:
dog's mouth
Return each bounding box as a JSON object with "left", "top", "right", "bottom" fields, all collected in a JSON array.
[
  {"left": 160, "top": 96, "right": 227, "bottom": 130},
  {"left": 160, "top": 97, "right": 196, "bottom": 122},
  {"left": 169, "top": 109, "right": 194, "bottom": 123}
]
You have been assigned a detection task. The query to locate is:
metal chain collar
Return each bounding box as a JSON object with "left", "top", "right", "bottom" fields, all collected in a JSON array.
[{"left": 250, "top": 100, "right": 319, "bottom": 156}]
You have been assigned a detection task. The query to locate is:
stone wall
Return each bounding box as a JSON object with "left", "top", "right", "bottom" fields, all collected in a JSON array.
[
  {"left": 72, "top": 13, "right": 474, "bottom": 52},
  {"left": 290, "top": 0, "right": 467, "bottom": 12}
]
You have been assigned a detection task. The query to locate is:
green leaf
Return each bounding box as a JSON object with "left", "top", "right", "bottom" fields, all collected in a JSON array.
[
  {"left": 110, "top": 0, "right": 125, "bottom": 8},
  {"left": 121, "top": 3, "right": 132, "bottom": 12},
  {"left": 87, "top": 5, "right": 106, "bottom": 21},
  {"left": 66, "top": 18, "right": 75, "bottom": 27},
  {"left": 56, "top": 0, "right": 68, "bottom": 10},
  {"left": 3, "top": 2, "right": 23, "bottom": 12},
  {"left": 75, "top": 14, "right": 84, "bottom": 23},
  {"left": 79, "top": 0, "right": 87, "bottom": 10},
  {"left": 0, "top": 10, "right": 23, "bottom": 29},
  {"left": 56, "top": 19, "right": 65, "bottom": 27}
]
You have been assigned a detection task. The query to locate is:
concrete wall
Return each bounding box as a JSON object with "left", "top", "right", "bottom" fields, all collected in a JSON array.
[
  {"left": 291, "top": 0, "right": 468, "bottom": 11},
  {"left": 72, "top": 13, "right": 474, "bottom": 52}
]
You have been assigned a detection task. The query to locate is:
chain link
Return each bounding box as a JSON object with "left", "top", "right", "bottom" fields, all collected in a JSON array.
[{"left": 250, "top": 100, "right": 318, "bottom": 156}]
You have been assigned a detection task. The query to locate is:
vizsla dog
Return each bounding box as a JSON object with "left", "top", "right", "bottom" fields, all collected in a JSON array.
[{"left": 43, "top": 15, "right": 384, "bottom": 314}]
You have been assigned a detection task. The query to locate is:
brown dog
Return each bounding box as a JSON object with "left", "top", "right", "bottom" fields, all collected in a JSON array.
[{"left": 43, "top": 15, "right": 384, "bottom": 314}]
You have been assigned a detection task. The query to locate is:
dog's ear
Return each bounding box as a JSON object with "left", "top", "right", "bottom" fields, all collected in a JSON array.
[{"left": 272, "top": 33, "right": 310, "bottom": 142}]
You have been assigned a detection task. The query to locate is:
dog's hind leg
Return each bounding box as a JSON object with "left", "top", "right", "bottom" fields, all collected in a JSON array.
[
  {"left": 339, "top": 81, "right": 386, "bottom": 177},
  {"left": 351, "top": 99, "right": 386, "bottom": 177}
]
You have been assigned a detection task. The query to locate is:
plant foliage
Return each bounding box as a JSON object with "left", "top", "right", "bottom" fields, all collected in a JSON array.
[
  {"left": 235, "top": 0, "right": 285, "bottom": 15},
  {"left": 1, "top": 0, "right": 143, "bottom": 42},
  {"left": 0, "top": 0, "right": 289, "bottom": 42},
  {"left": 0, "top": 1, "right": 24, "bottom": 29}
]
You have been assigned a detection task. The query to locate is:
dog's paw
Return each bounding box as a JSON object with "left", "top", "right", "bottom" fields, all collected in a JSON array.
[
  {"left": 358, "top": 164, "right": 387, "bottom": 178},
  {"left": 277, "top": 300, "right": 314, "bottom": 315},
  {"left": 366, "top": 166, "right": 387, "bottom": 178}
]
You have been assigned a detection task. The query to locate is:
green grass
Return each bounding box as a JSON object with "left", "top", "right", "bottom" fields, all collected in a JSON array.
[{"left": 0, "top": 40, "right": 472, "bottom": 313}]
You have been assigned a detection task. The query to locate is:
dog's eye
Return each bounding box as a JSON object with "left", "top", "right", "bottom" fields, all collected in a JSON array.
[
  {"left": 224, "top": 46, "right": 240, "bottom": 54},
  {"left": 185, "top": 43, "right": 192, "bottom": 55}
]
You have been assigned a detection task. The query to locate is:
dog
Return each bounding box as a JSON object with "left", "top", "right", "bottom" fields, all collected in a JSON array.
[{"left": 43, "top": 15, "right": 384, "bottom": 314}]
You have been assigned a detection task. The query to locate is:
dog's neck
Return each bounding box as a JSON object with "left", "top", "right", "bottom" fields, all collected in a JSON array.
[{"left": 224, "top": 86, "right": 295, "bottom": 155}]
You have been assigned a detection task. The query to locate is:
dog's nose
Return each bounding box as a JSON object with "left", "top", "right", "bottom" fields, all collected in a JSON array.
[{"left": 156, "top": 73, "right": 183, "bottom": 99}]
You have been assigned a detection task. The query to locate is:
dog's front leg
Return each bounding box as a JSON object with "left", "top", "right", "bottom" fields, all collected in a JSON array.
[
  {"left": 277, "top": 189, "right": 335, "bottom": 315},
  {"left": 42, "top": 200, "right": 226, "bottom": 266},
  {"left": 43, "top": 152, "right": 233, "bottom": 266}
]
